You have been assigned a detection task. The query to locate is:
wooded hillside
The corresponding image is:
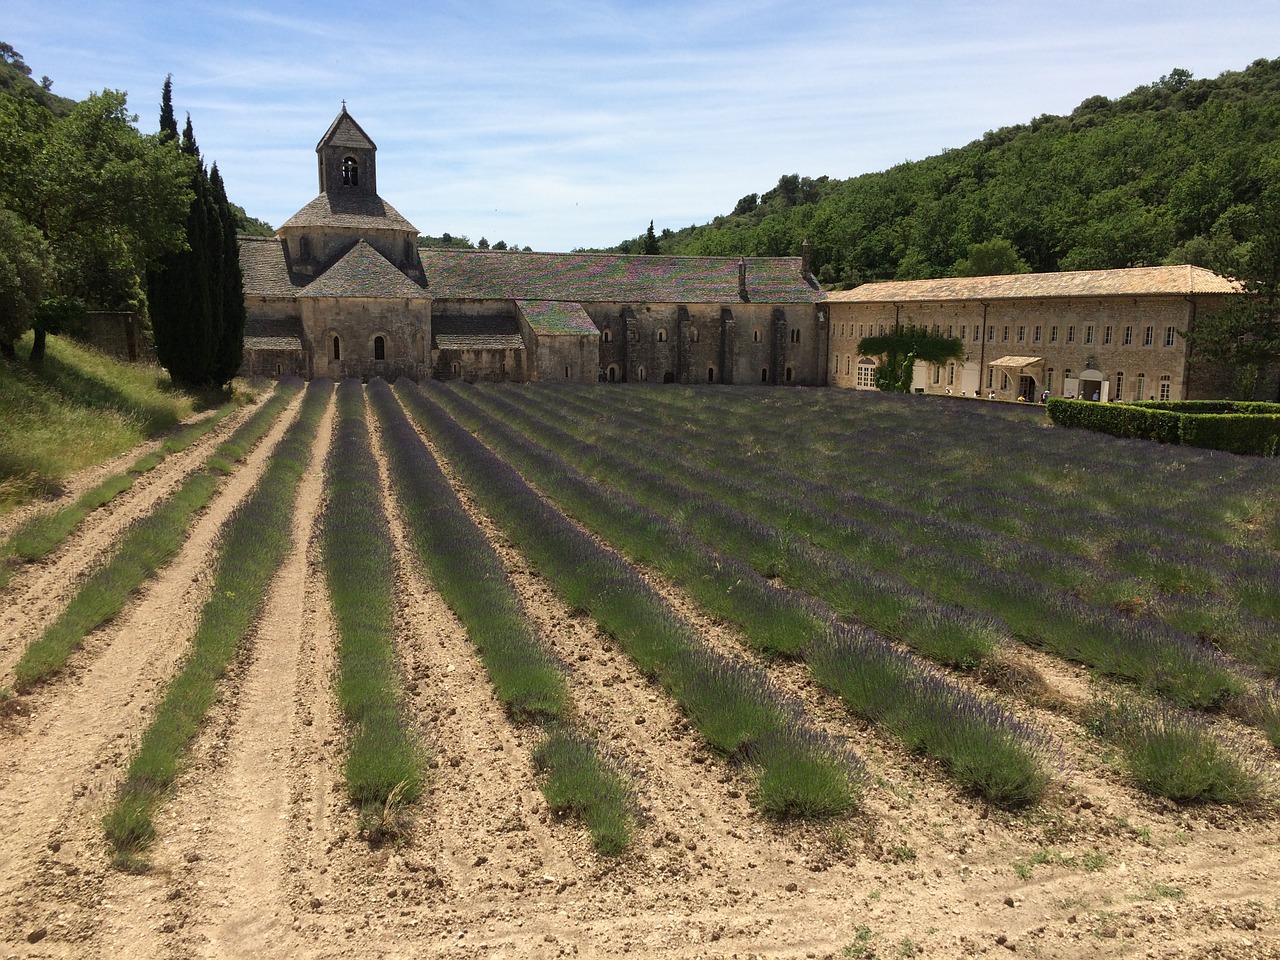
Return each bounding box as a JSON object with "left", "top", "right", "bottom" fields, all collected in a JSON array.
[{"left": 611, "top": 59, "right": 1280, "bottom": 289}]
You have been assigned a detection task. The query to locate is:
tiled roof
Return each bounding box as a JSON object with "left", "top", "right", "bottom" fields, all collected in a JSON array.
[
  {"left": 244, "top": 336, "right": 304, "bottom": 350},
  {"left": 280, "top": 192, "right": 416, "bottom": 233},
  {"left": 317, "top": 108, "right": 375, "bottom": 152},
  {"left": 245, "top": 315, "right": 303, "bottom": 339},
  {"left": 298, "top": 240, "right": 429, "bottom": 299},
  {"left": 517, "top": 300, "right": 598, "bottom": 336},
  {"left": 419, "top": 250, "right": 821, "bottom": 303},
  {"left": 239, "top": 236, "right": 302, "bottom": 297},
  {"left": 435, "top": 334, "right": 526, "bottom": 350},
  {"left": 825, "top": 265, "right": 1241, "bottom": 304}
]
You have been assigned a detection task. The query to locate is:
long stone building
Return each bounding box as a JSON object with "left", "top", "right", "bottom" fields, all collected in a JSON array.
[
  {"left": 239, "top": 108, "right": 827, "bottom": 385},
  {"left": 825, "top": 266, "right": 1242, "bottom": 402},
  {"left": 239, "top": 109, "right": 1244, "bottom": 401}
]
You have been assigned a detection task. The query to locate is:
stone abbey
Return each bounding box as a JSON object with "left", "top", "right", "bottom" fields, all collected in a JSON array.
[{"left": 240, "top": 109, "right": 1240, "bottom": 401}]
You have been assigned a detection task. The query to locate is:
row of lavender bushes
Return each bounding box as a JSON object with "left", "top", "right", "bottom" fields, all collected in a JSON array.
[
  {"left": 13, "top": 380, "right": 303, "bottom": 691},
  {"left": 465, "top": 383, "right": 1266, "bottom": 803},
  {"left": 396, "top": 381, "right": 860, "bottom": 819},
  {"left": 367, "top": 380, "right": 634, "bottom": 853},
  {"left": 427, "top": 383, "right": 1050, "bottom": 808},
  {"left": 519, "top": 384, "right": 1257, "bottom": 712},
  {"left": 323, "top": 380, "right": 425, "bottom": 836},
  {"left": 103, "top": 379, "right": 331, "bottom": 868}
]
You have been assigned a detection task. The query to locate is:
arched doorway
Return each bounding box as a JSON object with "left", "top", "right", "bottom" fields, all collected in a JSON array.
[{"left": 1078, "top": 367, "right": 1107, "bottom": 402}]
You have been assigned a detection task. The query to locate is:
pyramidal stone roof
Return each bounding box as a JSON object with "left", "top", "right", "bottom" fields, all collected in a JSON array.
[
  {"left": 298, "top": 240, "right": 428, "bottom": 299},
  {"left": 279, "top": 192, "right": 417, "bottom": 234},
  {"left": 317, "top": 107, "right": 375, "bottom": 152},
  {"left": 825, "top": 265, "right": 1241, "bottom": 303},
  {"left": 419, "top": 250, "right": 821, "bottom": 304}
]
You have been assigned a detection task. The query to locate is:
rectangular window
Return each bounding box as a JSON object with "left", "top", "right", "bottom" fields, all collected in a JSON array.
[
  {"left": 1067, "top": 326, "right": 1076, "bottom": 344},
  {"left": 948, "top": 363, "right": 955, "bottom": 386},
  {"left": 1085, "top": 325, "right": 1094, "bottom": 345},
  {"left": 1136, "top": 373, "right": 1146, "bottom": 398},
  {"left": 988, "top": 326, "right": 995, "bottom": 342},
  {"left": 1159, "top": 376, "right": 1171, "bottom": 401},
  {"left": 1033, "top": 325, "right": 1042, "bottom": 343},
  {"left": 1124, "top": 325, "right": 1133, "bottom": 345},
  {"left": 933, "top": 364, "right": 940, "bottom": 384},
  {"left": 1050, "top": 325, "right": 1058, "bottom": 343},
  {"left": 1104, "top": 325, "right": 1113, "bottom": 345},
  {"left": 1017, "top": 325, "right": 1026, "bottom": 343},
  {"left": 1144, "top": 326, "right": 1154, "bottom": 346},
  {"left": 1115, "top": 371, "right": 1124, "bottom": 399},
  {"left": 947, "top": 325, "right": 953, "bottom": 338},
  {"left": 1002, "top": 326, "right": 1009, "bottom": 342},
  {"left": 1165, "top": 326, "right": 1176, "bottom": 347},
  {"left": 986, "top": 367, "right": 993, "bottom": 389},
  {"left": 856, "top": 362, "right": 876, "bottom": 388},
  {"left": 1046, "top": 369, "right": 1053, "bottom": 392}
]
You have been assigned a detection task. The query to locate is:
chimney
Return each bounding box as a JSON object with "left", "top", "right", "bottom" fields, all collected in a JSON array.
[
  {"left": 738, "top": 258, "right": 748, "bottom": 302},
  {"left": 801, "top": 238, "right": 812, "bottom": 276}
]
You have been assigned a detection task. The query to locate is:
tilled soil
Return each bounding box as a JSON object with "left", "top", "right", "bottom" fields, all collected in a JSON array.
[{"left": 1, "top": 388, "right": 1277, "bottom": 959}]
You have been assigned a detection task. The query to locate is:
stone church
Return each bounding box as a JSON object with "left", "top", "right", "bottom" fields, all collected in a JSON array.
[{"left": 239, "top": 109, "right": 829, "bottom": 385}]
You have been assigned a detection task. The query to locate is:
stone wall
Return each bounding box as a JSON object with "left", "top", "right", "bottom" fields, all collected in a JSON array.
[{"left": 300, "top": 296, "right": 430, "bottom": 381}]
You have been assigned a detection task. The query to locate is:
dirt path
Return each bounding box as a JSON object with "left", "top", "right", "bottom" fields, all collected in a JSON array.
[
  {"left": 0, "top": 395, "right": 265, "bottom": 677},
  {"left": 0, "top": 392, "right": 300, "bottom": 956}
]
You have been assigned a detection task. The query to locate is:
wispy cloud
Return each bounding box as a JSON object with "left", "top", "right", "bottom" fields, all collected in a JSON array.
[{"left": 5, "top": 0, "right": 1279, "bottom": 249}]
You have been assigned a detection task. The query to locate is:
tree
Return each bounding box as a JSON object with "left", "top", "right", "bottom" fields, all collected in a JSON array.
[
  {"left": 0, "top": 207, "right": 52, "bottom": 359},
  {"left": 641, "top": 220, "right": 660, "bottom": 255},
  {"left": 477, "top": 237, "right": 489, "bottom": 250},
  {"left": 951, "top": 238, "right": 1030, "bottom": 277},
  {"left": 858, "top": 325, "right": 965, "bottom": 393},
  {"left": 0, "top": 89, "right": 195, "bottom": 360}
]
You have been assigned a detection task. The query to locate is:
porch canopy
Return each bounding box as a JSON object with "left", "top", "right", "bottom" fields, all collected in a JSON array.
[{"left": 988, "top": 355, "right": 1044, "bottom": 374}]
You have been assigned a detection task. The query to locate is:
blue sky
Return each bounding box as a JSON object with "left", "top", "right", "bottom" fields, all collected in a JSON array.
[{"left": 6, "top": 1, "right": 1280, "bottom": 251}]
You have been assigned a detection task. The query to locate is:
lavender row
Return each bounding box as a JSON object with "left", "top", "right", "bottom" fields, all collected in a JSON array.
[{"left": 396, "top": 381, "right": 860, "bottom": 819}]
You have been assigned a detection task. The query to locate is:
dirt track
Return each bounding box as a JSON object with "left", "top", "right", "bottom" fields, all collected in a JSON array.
[{"left": 1, "top": 386, "right": 1277, "bottom": 959}]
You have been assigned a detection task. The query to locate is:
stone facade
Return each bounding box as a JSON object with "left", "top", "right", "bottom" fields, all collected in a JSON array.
[
  {"left": 825, "top": 267, "right": 1240, "bottom": 402},
  {"left": 238, "top": 110, "right": 826, "bottom": 385}
]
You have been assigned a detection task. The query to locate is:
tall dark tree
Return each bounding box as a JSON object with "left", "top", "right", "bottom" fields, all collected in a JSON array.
[
  {"left": 158, "top": 74, "right": 177, "bottom": 143},
  {"left": 641, "top": 220, "right": 660, "bottom": 255},
  {"left": 209, "top": 163, "right": 245, "bottom": 383}
]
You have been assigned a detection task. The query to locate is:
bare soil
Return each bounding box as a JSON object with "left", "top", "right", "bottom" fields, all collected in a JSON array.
[{"left": 1, "top": 389, "right": 1277, "bottom": 959}]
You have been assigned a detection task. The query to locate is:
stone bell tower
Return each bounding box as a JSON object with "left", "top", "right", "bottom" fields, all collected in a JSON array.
[{"left": 316, "top": 104, "right": 377, "bottom": 197}]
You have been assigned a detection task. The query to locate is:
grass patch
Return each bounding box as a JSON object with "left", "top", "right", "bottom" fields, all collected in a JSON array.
[
  {"left": 0, "top": 333, "right": 211, "bottom": 514},
  {"left": 103, "top": 379, "right": 329, "bottom": 866},
  {"left": 533, "top": 729, "right": 635, "bottom": 855}
]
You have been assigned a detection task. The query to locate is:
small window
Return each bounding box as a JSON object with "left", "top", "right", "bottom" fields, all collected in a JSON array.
[
  {"left": 986, "top": 367, "right": 993, "bottom": 389},
  {"left": 657, "top": 328, "right": 668, "bottom": 343},
  {"left": 761, "top": 367, "right": 769, "bottom": 383},
  {"left": 637, "top": 365, "right": 648, "bottom": 382},
  {"left": 342, "top": 156, "right": 358, "bottom": 186},
  {"left": 275, "top": 362, "right": 282, "bottom": 376},
  {"left": 879, "top": 324, "right": 886, "bottom": 336},
  {"left": 607, "top": 365, "right": 617, "bottom": 382},
  {"left": 1104, "top": 325, "right": 1113, "bottom": 345},
  {"left": 1046, "top": 368, "right": 1054, "bottom": 392},
  {"left": 707, "top": 367, "right": 715, "bottom": 383},
  {"left": 1067, "top": 326, "right": 1076, "bottom": 344},
  {"left": 565, "top": 365, "right": 572, "bottom": 378},
  {"left": 785, "top": 366, "right": 794, "bottom": 382},
  {"left": 948, "top": 363, "right": 955, "bottom": 386},
  {"left": 1050, "top": 325, "right": 1058, "bottom": 343},
  {"left": 373, "top": 335, "right": 386, "bottom": 361},
  {"left": 1085, "top": 325, "right": 1094, "bottom": 345},
  {"left": 845, "top": 356, "right": 851, "bottom": 375},
  {"left": 1115, "top": 371, "right": 1124, "bottom": 399},
  {"left": 1002, "top": 372, "right": 1010, "bottom": 391},
  {"left": 987, "top": 326, "right": 995, "bottom": 342},
  {"left": 1159, "top": 374, "right": 1171, "bottom": 400},
  {"left": 690, "top": 326, "right": 700, "bottom": 343},
  {"left": 1002, "top": 326, "right": 1009, "bottom": 342},
  {"left": 1136, "top": 373, "right": 1146, "bottom": 398},
  {"left": 331, "top": 335, "right": 341, "bottom": 361},
  {"left": 933, "top": 365, "right": 941, "bottom": 384},
  {"left": 452, "top": 362, "right": 460, "bottom": 377},
  {"left": 753, "top": 329, "right": 761, "bottom": 343},
  {"left": 1017, "top": 325, "right": 1025, "bottom": 343},
  {"left": 790, "top": 328, "right": 800, "bottom": 344},
  {"left": 1165, "top": 326, "right": 1176, "bottom": 347},
  {"left": 946, "top": 325, "right": 953, "bottom": 338},
  {"left": 1144, "top": 326, "right": 1154, "bottom": 346},
  {"left": 1033, "top": 325, "right": 1041, "bottom": 343},
  {"left": 1124, "top": 325, "right": 1133, "bottom": 345},
  {"left": 603, "top": 329, "right": 612, "bottom": 343}
]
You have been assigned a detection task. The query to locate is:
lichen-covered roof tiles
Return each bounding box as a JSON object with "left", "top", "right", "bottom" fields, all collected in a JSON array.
[
  {"left": 280, "top": 192, "right": 416, "bottom": 234},
  {"left": 238, "top": 236, "right": 303, "bottom": 297},
  {"left": 435, "top": 334, "right": 526, "bottom": 351},
  {"left": 299, "top": 240, "right": 429, "bottom": 299},
  {"left": 419, "top": 250, "right": 821, "bottom": 303},
  {"left": 244, "top": 336, "right": 304, "bottom": 351},
  {"left": 245, "top": 315, "right": 304, "bottom": 339},
  {"left": 517, "top": 300, "right": 598, "bottom": 335},
  {"left": 825, "top": 265, "right": 1241, "bottom": 304}
]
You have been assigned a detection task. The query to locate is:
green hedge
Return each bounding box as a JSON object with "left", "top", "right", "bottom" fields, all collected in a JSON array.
[{"left": 1047, "top": 399, "right": 1280, "bottom": 456}]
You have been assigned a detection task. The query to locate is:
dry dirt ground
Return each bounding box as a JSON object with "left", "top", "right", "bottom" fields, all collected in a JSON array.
[{"left": 1, "top": 389, "right": 1278, "bottom": 959}]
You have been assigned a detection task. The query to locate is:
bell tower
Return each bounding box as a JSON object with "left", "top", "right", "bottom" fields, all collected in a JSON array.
[{"left": 316, "top": 104, "right": 377, "bottom": 196}]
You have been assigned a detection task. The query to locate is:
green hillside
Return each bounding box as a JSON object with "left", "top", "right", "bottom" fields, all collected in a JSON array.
[{"left": 612, "top": 59, "right": 1280, "bottom": 288}]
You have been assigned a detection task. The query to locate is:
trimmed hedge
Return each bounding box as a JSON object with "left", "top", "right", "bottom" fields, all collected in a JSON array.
[{"left": 1047, "top": 398, "right": 1280, "bottom": 456}]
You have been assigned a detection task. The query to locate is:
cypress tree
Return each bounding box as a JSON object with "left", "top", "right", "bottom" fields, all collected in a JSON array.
[
  {"left": 159, "top": 75, "right": 178, "bottom": 143},
  {"left": 209, "top": 164, "right": 246, "bottom": 383}
]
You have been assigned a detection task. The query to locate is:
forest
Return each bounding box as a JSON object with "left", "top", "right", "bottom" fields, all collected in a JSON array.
[{"left": 610, "top": 60, "right": 1280, "bottom": 290}]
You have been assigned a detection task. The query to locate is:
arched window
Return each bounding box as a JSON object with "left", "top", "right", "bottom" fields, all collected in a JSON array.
[
  {"left": 1136, "top": 372, "right": 1146, "bottom": 399},
  {"left": 342, "top": 156, "right": 359, "bottom": 186},
  {"left": 753, "top": 329, "right": 761, "bottom": 343},
  {"left": 1159, "top": 374, "right": 1172, "bottom": 401},
  {"left": 603, "top": 329, "right": 613, "bottom": 344},
  {"left": 374, "top": 336, "right": 386, "bottom": 361},
  {"left": 785, "top": 366, "right": 794, "bottom": 382},
  {"left": 331, "top": 336, "right": 341, "bottom": 361},
  {"left": 760, "top": 368, "right": 768, "bottom": 383},
  {"left": 1114, "top": 371, "right": 1124, "bottom": 399},
  {"left": 564, "top": 365, "right": 572, "bottom": 378},
  {"left": 637, "top": 365, "right": 648, "bottom": 382},
  {"left": 855, "top": 358, "right": 876, "bottom": 389},
  {"left": 789, "top": 328, "right": 800, "bottom": 344},
  {"left": 690, "top": 326, "right": 700, "bottom": 343},
  {"left": 657, "top": 328, "right": 668, "bottom": 343},
  {"left": 275, "top": 362, "right": 282, "bottom": 376},
  {"left": 452, "top": 362, "right": 460, "bottom": 377},
  {"left": 707, "top": 366, "right": 715, "bottom": 383},
  {"left": 607, "top": 365, "right": 618, "bottom": 382}
]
